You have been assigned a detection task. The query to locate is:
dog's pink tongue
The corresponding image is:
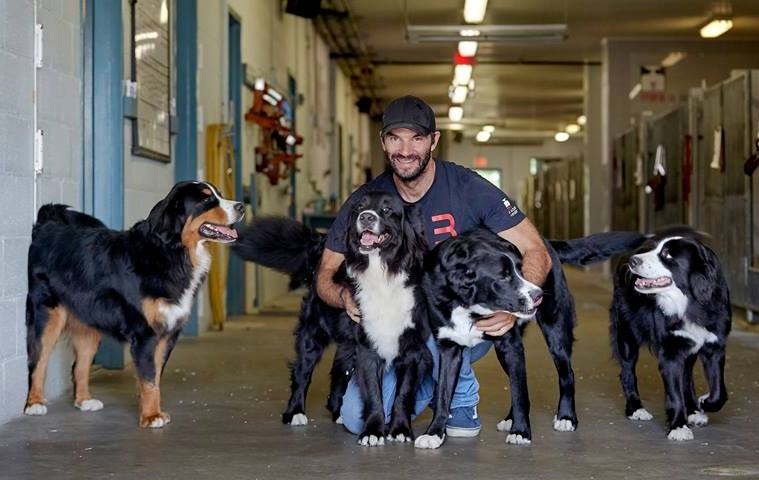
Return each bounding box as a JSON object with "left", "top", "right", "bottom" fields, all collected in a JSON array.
[
  {"left": 361, "top": 231, "right": 379, "bottom": 246},
  {"left": 216, "top": 225, "right": 238, "bottom": 239}
]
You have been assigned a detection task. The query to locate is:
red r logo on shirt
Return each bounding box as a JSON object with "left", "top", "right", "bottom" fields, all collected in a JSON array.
[{"left": 432, "top": 213, "right": 457, "bottom": 238}]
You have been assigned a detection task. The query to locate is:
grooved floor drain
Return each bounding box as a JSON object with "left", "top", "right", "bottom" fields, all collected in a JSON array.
[{"left": 700, "top": 467, "right": 759, "bottom": 477}]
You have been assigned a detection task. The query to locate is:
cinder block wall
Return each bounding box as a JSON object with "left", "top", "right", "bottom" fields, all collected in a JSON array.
[{"left": 0, "top": 0, "right": 82, "bottom": 425}]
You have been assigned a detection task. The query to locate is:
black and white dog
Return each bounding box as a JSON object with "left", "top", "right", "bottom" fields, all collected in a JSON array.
[
  {"left": 610, "top": 231, "right": 731, "bottom": 441},
  {"left": 233, "top": 191, "right": 431, "bottom": 444},
  {"left": 415, "top": 229, "right": 648, "bottom": 449},
  {"left": 345, "top": 191, "right": 431, "bottom": 446}
]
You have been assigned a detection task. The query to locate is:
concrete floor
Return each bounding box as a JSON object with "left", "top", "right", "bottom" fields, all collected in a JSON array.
[{"left": 1, "top": 269, "right": 759, "bottom": 479}]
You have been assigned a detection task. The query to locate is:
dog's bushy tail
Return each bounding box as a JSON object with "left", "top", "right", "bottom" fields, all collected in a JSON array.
[
  {"left": 551, "top": 231, "right": 647, "bottom": 266},
  {"left": 232, "top": 216, "right": 324, "bottom": 285},
  {"left": 33, "top": 204, "right": 105, "bottom": 237}
]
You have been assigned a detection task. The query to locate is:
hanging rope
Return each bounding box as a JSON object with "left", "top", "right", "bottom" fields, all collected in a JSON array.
[{"left": 205, "top": 123, "right": 235, "bottom": 331}]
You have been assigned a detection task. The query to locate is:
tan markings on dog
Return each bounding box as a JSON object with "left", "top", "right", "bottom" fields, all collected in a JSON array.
[
  {"left": 141, "top": 297, "right": 169, "bottom": 332},
  {"left": 180, "top": 206, "right": 229, "bottom": 266},
  {"left": 202, "top": 188, "right": 212, "bottom": 195},
  {"left": 26, "top": 306, "right": 68, "bottom": 407},
  {"left": 67, "top": 317, "right": 102, "bottom": 406},
  {"left": 138, "top": 337, "right": 170, "bottom": 428}
]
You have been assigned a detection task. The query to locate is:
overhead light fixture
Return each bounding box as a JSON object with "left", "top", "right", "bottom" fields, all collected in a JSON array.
[
  {"left": 454, "top": 64, "right": 473, "bottom": 85},
  {"left": 629, "top": 82, "right": 642, "bottom": 100},
  {"left": 460, "top": 29, "right": 480, "bottom": 37},
  {"left": 447, "top": 123, "right": 464, "bottom": 130},
  {"left": 554, "top": 131, "right": 570, "bottom": 142},
  {"left": 661, "top": 51, "right": 686, "bottom": 67},
  {"left": 482, "top": 125, "right": 495, "bottom": 133},
  {"left": 463, "top": 0, "right": 488, "bottom": 24},
  {"left": 476, "top": 130, "right": 492, "bottom": 142},
  {"left": 700, "top": 17, "right": 733, "bottom": 38},
  {"left": 450, "top": 85, "right": 468, "bottom": 104},
  {"left": 448, "top": 105, "right": 464, "bottom": 122},
  {"left": 565, "top": 124, "right": 581, "bottom": 135},
  {"left": 577, "top": 114, "right": 587, "bottom": 126},
  {"left": 407, "top": 24, "right": 568, "bottom": 43},
  {"left": 458, "top": 41, "right": 478, "bottom": 57}
]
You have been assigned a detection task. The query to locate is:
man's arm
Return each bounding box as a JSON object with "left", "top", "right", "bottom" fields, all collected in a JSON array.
[
  {"left": 316, "top": 247, "right": 362, "bottom": 322},
  {"left": 497, "top": 218, "right": 552, "bottom": 286},
  {"left": 475, "top": 218, "right": 552, "bottom": 336}
]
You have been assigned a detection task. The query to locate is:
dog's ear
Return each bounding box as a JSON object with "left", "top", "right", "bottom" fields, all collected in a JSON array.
[
  {"left": 689, "top": 242, "right": 720, "bottom": 304},
  {"left": 147, "top": 183, "right": 189, "bottom": 244},
  {"left": 440, "top": 241, "right": 477, "bottom": 304},
  {"left": 402, "top": 204, "right": 428, "bottom": 264}
]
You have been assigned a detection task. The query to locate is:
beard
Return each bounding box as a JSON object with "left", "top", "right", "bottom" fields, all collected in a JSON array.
[{"left": 385, "top": 149, "right": 432, "bottom": 181}]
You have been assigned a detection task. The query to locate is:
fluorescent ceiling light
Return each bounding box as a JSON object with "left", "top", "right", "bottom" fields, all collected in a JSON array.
[
  {"left": 451, "top": 85, "right": 468, "bottom": 104},
  {"left": 476, "top": 130, "right": 492, "bottom": 142},
  {"left": 629, "top": 83, "right": 642, "bottom": 100},
  {"left": 446, "top": 123, "right": 464, "bottom": 130},
  {"left": 448, "top": 106, "right": 464, "bottom": 122},
  {"left": 661, "top": 51, "right": 686, "bottom": 67},
  {"left": 482, "top": 125, "right": 495, "bottom": 133},
  {"left": 554, "top": 131, "right": 570, "bottom": 142},
  {"left": 454, "top": 64, "right": 473, "bottom": 85},
  {"left": 565, "top": 124, "right": 581, "bottom": 134},
  {"left": 458, "top": 41, "right": 478, "bottom": 57},
  {"left": 407, "top": 24, "right": 568, "bottom": 43},
  {"left": 577, "top": 114, "right": 587, "bottom": 126},
  {"left": 464, "top": 0, "right": 488, "bottom": 24},
  {"left": 460, "top": 29, "right": 480, "bottom": 37},
  {"left": 700, "top": 18, "right": 733, "bottom": 38}
]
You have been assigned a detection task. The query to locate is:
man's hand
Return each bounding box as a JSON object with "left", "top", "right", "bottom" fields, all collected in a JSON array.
[
  {"left": 340, "top": 288, "right": 362, "bottom": 323},
  {"left": 475, "top": 311, "right": 517, "bottom": 337}
]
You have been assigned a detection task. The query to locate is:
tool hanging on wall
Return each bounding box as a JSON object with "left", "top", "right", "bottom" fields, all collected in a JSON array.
[{"left": 245, "top": 79, "right": 303, "bottom": 185}]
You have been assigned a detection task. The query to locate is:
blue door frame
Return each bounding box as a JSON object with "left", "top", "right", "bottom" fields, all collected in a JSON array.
[
  {"left": 176, "top": 0, "right": 199, "bottom": 335},
  {"left": 84, "top": 0, "right": 125, "bottom": 369},
  {"left": 226, "top": 14, "right": 245, "bottom": 316}
]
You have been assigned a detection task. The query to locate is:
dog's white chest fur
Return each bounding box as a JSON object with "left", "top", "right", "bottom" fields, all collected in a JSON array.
[
  {"left": 351, "top": 254, "right": 416, "bottom": 363},
  {"left": 158, "top": 242, "right": 210, "bottom": 331},
  {"left": 437, "top": 305, "right": 492, "bottom": 347},
  {"left": 672, "top": 319, "right": 718, "bottom": 353}
]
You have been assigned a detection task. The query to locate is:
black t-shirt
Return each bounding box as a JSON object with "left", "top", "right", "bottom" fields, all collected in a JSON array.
[{"left": 325, "top": 159, "right": 526, "bottom": 253}]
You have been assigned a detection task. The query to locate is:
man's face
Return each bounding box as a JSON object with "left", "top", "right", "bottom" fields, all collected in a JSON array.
[{"left": 381, "top": 128, "right": 440, "bottom": 181}]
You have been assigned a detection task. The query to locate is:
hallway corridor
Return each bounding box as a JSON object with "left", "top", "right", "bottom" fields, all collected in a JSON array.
[{"left": 1, "top": 269, "right": 758, "bottom": 479}]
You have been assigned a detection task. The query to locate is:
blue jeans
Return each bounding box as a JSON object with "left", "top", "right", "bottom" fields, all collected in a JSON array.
[{"left": 340, "top": 337, "right": 492, "bottom": 435}]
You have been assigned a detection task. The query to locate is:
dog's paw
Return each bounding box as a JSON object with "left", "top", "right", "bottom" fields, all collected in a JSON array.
[
  {"left": 687, "top": 411, "right": 709, "bottom": 427},
  {"left": 288, "top": 413, "right": 308, "bottom": 426},
  {"left": 387, "top": 426, "right": 413, "bottom": 443},
  {"left": 358, "top": 434, "right": 385, "bottom": 447},
  {"left": 628, "top": 408, "right": 653, "bottom": 421},
  {"left": 553, "top": 416, "right": 576, "bottom": 432},
  {"left": 505, "top": 433, "right": 532, "bottom": 445},
  {"left": 140, "top": 412, "right": 171, "bottom": 429},
  {"left": 698, "top": 393, "right": 710, "bottom": 405},
  {"left": 496, "top": 419, "right": 512, "bottom": 432},
  {"left": 24, "top": 403, "right": 47, "bottom": 416},
  {"left": 667, "top": 425, "right": 693, "bottom": 441},
  {"left": 414, "top": 434, "right": 445, "bottom": 449},
  {"left": 75, "top": 399, "right": 104, "bottom": 412}
]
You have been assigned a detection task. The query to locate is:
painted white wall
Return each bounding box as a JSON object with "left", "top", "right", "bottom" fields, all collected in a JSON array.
[{"left": 0, "top": 0, "right": 81, "bottom": 425}]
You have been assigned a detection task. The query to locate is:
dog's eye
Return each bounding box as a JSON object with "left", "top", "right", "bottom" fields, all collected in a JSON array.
[
  {"left": 661, "top": 248, "right": 673, "bottom": 260},
  {"left": 381, "top": 207, "right": 390, "bottom": 214}
]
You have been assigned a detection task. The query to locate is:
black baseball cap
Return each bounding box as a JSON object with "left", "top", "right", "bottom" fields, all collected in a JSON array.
[{"left": 381, "top": 96, "right": 436, "bottom": 137}]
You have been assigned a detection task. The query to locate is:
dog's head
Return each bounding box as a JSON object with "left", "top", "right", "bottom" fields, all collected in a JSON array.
[
  {"left": 436, "top": 230, "right": 543, "bottom": 319},
  {"left": 146, "top": 181, "right": 245, "bottom": 251},
  {"left": 346, "top": 190, "right": 426, "bottom": 272},
  {"left": 628, "top": 235, "right": 721, "bottom": 307}
]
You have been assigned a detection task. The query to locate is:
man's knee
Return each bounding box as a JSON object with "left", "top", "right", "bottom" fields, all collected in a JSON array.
[{"left": 339, "top": 385, "right": 364, "bottom": 435}]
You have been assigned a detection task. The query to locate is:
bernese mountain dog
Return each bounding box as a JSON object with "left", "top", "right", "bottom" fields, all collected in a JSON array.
[
  {"left": 233, "top": 191, "right": 432, "bottom": 444},
  {"left": 610, "top": 230, "right": 731, "bottom": 441},
  {"left": 344, "top": 191, "right": 431, "bottom": 446},
  {"left": 415, "top": 229, "right": 648, "bottom": 449},
  {"left": 24, "top": 181, "right": 244, "bottom": 428}
]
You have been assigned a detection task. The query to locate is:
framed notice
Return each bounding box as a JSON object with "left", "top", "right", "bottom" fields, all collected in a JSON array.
[{"left": 130, "top": 0, "right": 171, "bottom": 161}]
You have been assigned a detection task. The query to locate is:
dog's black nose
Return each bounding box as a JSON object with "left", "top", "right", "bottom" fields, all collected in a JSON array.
[
  {"left": 359, "top": 211, "right": 377, "bottom": 224},
  {"left": 629, "top": 256, "right": 642, "bottom": 268},
  {"left": 234, "top": 202, "right": 245, "bottom": 215}
]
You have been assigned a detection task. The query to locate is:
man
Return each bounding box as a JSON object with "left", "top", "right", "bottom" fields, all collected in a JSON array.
[{"left": 316, "top": 95, "right": 551, "bottom": 437}]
